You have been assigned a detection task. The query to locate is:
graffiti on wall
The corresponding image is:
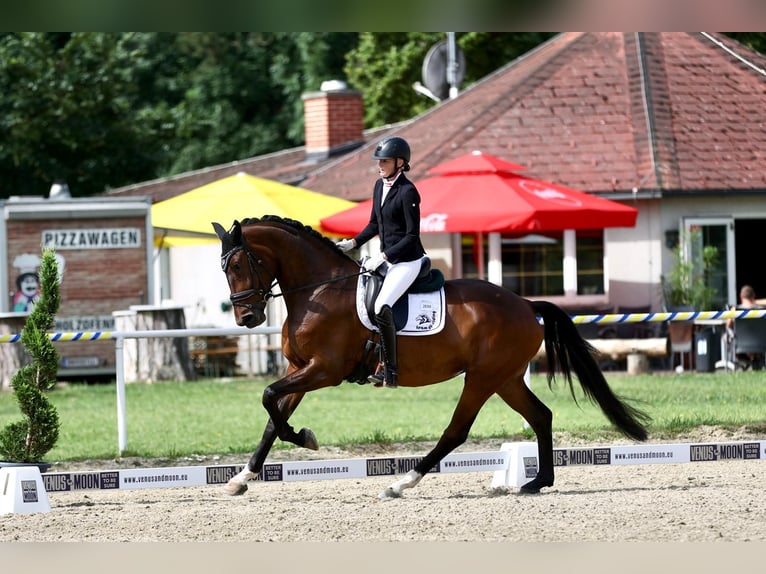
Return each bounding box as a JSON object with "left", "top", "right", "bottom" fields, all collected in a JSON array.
[{"left": 11, "top": 253, "right": 66, "bottom": 313}]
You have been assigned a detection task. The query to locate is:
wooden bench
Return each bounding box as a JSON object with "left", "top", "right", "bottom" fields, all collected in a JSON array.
[
  {"left": 190, "top": 336, "right": 239, "bottom": 377},
  {"left": 534, "top": 337, "right": 668, "bottom": 374}
]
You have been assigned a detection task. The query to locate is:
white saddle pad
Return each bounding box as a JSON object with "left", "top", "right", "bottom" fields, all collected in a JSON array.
[{"left": 355, "top": 274, "right": 446, "bottom": 336}]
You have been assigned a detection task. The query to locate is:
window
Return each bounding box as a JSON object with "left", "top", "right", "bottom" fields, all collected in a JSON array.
[
  {"left": 460, "top": 230, "right": 605, "bottom": 297},
  {"left": 575, "top": 230, "right": 605, "bottom": 295}
]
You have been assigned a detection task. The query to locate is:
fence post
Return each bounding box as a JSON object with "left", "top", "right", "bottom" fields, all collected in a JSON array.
[{"left": 114, "top": 335, "right": 127, "bottom": 454}]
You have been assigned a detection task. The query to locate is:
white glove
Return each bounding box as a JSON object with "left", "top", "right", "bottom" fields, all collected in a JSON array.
[
  {"left": 364, "top": 252, "right": 387, "bottom": 273},
  {"left": 336, "top": 238, "right": 356, "bottom": 253}
]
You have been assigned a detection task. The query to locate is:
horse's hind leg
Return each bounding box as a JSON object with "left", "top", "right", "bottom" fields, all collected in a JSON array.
[
  {"left": 379, "top": 379, "right": 493, "bottom": 499},
  {"left": 494, "top": 376, "right": 554, "bottom": 494}
]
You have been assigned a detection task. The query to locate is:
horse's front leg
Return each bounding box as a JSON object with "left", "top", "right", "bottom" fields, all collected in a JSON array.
[
  {"left": 379, "top": 470, "right": 424, "bottom": 498},
  {"left": 262, "top": 361, "right": 339, "bottom": 450},
  {"left": 223, "top": 391, "right": 305, "bottom": 496}
]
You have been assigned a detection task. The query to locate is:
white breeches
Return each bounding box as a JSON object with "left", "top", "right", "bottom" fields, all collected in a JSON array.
[{"left": 374, "top": 256, "right": 426, "bottom": 314}]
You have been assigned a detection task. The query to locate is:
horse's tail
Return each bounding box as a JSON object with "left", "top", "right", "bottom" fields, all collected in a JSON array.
[{"left": 530, "top": 300, "right": 650, "bottom": 442}]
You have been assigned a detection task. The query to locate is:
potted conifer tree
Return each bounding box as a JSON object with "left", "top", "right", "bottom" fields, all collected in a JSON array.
[{"left": 0, "top": 248, "right": 61, "bottom": 470}]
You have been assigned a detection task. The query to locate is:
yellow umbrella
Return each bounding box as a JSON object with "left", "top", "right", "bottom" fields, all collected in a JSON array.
[{"left": 151, "top": 172, "right": 356, "bottom": 247}]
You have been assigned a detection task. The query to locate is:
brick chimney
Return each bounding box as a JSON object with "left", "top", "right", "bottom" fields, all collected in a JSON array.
[{"left": 302, "top": 80, "right": 364, "bottom": 161}]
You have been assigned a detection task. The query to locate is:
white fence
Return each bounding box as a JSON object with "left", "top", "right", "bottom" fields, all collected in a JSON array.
[
  {"left": 111, "top": 326, "right": 281, "bottom": 453},
  {"left": 1, "top": 325, "right": 281, "bottom": 454}
]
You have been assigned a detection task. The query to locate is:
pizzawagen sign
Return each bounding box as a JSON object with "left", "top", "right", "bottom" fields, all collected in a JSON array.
[{"left": 42, "top": 228, "right": 142, "bottom": 250}]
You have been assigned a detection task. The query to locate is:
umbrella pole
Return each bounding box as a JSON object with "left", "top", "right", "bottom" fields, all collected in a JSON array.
[
  {"left": 488, "top": 233, "right": 503, "bottom": 287},
  {"left": 563, "top": 229, "right": 577, "bottom": 297},
  {"left": 476, "top": 232, "right": 485, "bottom": 280}
]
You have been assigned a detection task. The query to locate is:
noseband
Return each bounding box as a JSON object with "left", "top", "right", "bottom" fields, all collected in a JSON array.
[{"left": 221, "top": 243, "right": 277, "bottom": 312}]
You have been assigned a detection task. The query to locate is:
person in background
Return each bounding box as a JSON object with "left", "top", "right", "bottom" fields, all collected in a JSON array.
[
  {"left": 335, "top": 136, "right": 426, "bottom": 388},
  {"left": 727, "top": 284, "right": 765, "bottom": 369},
  {"left": 727, "top": 284, "right": 759, "bottom": 330}
]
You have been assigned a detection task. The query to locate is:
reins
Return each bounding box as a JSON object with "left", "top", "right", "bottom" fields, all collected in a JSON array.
[
  {"left": 223, "top": 242, "right": 367, "bottom": 311},
  {"left": 274, "top": 269, "right": 368, "bottom": 298}
]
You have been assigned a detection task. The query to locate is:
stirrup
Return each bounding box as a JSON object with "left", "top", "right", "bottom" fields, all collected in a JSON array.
[
  {"left": 368, "top": 363, "right": 385, "bottom": 387},
  {"left": 367, "top": 363, "right": 396, "bottom": 388},
  {"left": 368, "top": 372, "right": 385, "bottom": 387}
]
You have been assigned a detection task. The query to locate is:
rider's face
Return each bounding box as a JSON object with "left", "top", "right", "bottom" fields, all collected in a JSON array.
[{"left": 377, "top": 158, "right": 399, "bottom": 179}]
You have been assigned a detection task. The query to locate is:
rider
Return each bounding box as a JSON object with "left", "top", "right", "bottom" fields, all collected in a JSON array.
[{"left": 336, "top": 136, "right": 426, "bottom": 388}]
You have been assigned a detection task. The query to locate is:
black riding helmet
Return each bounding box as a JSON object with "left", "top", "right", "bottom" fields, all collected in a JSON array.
[{"left": 372, "top": 136, "right": 411, "bottom": 171}]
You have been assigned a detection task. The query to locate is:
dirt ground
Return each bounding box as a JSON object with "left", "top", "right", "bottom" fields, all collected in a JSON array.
[{"left": 2, "top": 426, "right": 765, "bottom": 543}]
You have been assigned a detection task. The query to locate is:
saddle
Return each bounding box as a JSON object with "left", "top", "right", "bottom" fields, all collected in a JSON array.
[
  {"left": 362, "top": 257, "right": 445, "bottom": 331},
  {"left": 346, "top": 257, "right": 446, "bottom": 384}
]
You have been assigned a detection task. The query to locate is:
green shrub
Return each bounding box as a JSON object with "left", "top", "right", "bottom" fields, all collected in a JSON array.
[{"left": 0, "top": 248, "right": 61, "bottom": 462}]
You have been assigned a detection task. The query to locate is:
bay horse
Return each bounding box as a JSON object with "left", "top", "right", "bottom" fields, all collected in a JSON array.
[{"left": 213, "top": 216, "right": 649, "bottom": 498}]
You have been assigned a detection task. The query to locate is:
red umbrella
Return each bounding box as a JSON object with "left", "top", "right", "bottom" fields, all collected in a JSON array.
[{"left": 319, "top": 151, "right": 637, "bottom": 235}]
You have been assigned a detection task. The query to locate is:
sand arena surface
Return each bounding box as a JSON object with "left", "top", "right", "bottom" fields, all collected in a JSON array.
[{"left": 2, "top": 426, "right": 765, "bottom": 542}]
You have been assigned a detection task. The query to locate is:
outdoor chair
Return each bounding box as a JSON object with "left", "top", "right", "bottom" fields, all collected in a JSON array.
[
  {"left": 731, "top": 316, "right": 766, "bottom": 371},
  {"left": 667, "top": 321, "right": 694, "bottom": 373}
]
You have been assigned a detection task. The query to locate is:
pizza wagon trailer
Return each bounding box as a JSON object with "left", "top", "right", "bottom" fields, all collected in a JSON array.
[{"left": 0, "top": 195, "right": 155, "bottom": 384}]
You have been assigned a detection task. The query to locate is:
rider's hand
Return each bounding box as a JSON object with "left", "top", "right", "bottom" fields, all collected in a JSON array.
[
  {"left": 364, "top": 252, "right": 387, "bottom": 272},
  {"left": 335, "top": 238, "right": 356, "bottom": 253}
]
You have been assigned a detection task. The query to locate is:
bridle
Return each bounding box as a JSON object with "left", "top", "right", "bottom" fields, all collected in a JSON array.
[
  {"left": 221, "top": 241, "right": 367, "bottom": 312},
  {"left": 221, "top": 242, "right": 278, "bottom": 313}
]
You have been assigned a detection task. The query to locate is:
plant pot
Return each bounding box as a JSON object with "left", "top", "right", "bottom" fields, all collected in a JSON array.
[{"left": 0, "top": 461, "right": 51, "bottom": 473}]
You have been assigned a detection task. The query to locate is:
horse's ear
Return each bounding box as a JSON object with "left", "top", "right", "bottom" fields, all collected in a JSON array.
[
  {"left": 230, "top": 220, "right": 242, "bottom": 243},
  {"left": 212, "top": 221, "right": 236, "bottom": 256},
  {"left": 211, "top": 222, "right": 227, "bottom": 241}
]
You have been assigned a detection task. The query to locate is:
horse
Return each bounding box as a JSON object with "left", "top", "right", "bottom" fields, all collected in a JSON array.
[{"left": 212, "top": 215, "right": 650, "bottom": 498}]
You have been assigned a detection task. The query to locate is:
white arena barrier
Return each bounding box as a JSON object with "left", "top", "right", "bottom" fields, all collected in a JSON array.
[
  {"left": 491, "top": 439, "right": 766, "bottom": 488},
  {"left": 38, "top": 439, "right": 766, "bottom": 495},
  {"left": 41, "top": 450, "right": 509, "bottom": 493},
  {"left": 0, "top": 465, "right": 51, "bottom": 515}
]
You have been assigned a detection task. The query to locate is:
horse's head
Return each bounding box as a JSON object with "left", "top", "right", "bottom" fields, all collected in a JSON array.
[{"left": 213, "top": 220, "right": 272, "bottom": 328}]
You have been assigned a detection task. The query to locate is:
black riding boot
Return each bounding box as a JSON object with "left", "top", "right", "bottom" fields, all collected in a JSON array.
[{"left": 368, "top": 305, "right": 398, "bottom": 388}]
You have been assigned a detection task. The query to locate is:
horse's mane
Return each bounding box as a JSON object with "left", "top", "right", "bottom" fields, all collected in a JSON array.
[{"left": 239, "top": 215, "right": 345, "bottom": 255}]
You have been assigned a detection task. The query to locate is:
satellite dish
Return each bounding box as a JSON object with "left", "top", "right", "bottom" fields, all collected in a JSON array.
[{"left": 422, "top": 39, "right": 466, "bottom": 101}]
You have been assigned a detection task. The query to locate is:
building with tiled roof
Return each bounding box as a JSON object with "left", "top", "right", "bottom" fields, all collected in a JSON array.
[
  {"left": 110, "top": 32, "right": 766, "bottom": 330},
  {"left": 303, "top": 32, "right": 766, "bottom": 200}
]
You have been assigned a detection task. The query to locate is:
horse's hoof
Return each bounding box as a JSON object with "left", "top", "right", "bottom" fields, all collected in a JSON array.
[
  {"left": 378, "top": 487, "right": 401, "bottom": 500},
  {"left": 519, "top": 476, "right": 553, "bottom": 495},
  {"left": 518, "top": 486, "right": 542, "bottom": 495},
  {"left": 222, "top": 481, "right": 248, "bottom": 496},
  {"left": 300, "top": 427, "right": 319, "bottom": 450}
]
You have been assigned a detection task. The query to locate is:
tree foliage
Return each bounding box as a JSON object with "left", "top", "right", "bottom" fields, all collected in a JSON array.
[
  {"left": 344, "top": 32, "right": 555, "bottom": 127},
  {"left": 0, "top": 32, "right": 358, "bottom": 197},
  {"left": 0, "top": 33, "right": 165, "bottom": 197},
  {"left": 726, "top": 32, "right": 766, "bottom": 54}
]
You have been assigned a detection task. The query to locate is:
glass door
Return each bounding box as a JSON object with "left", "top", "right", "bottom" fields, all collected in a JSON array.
[{"left": 683, "top": 217, "right": 735, "bottom": 309}]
